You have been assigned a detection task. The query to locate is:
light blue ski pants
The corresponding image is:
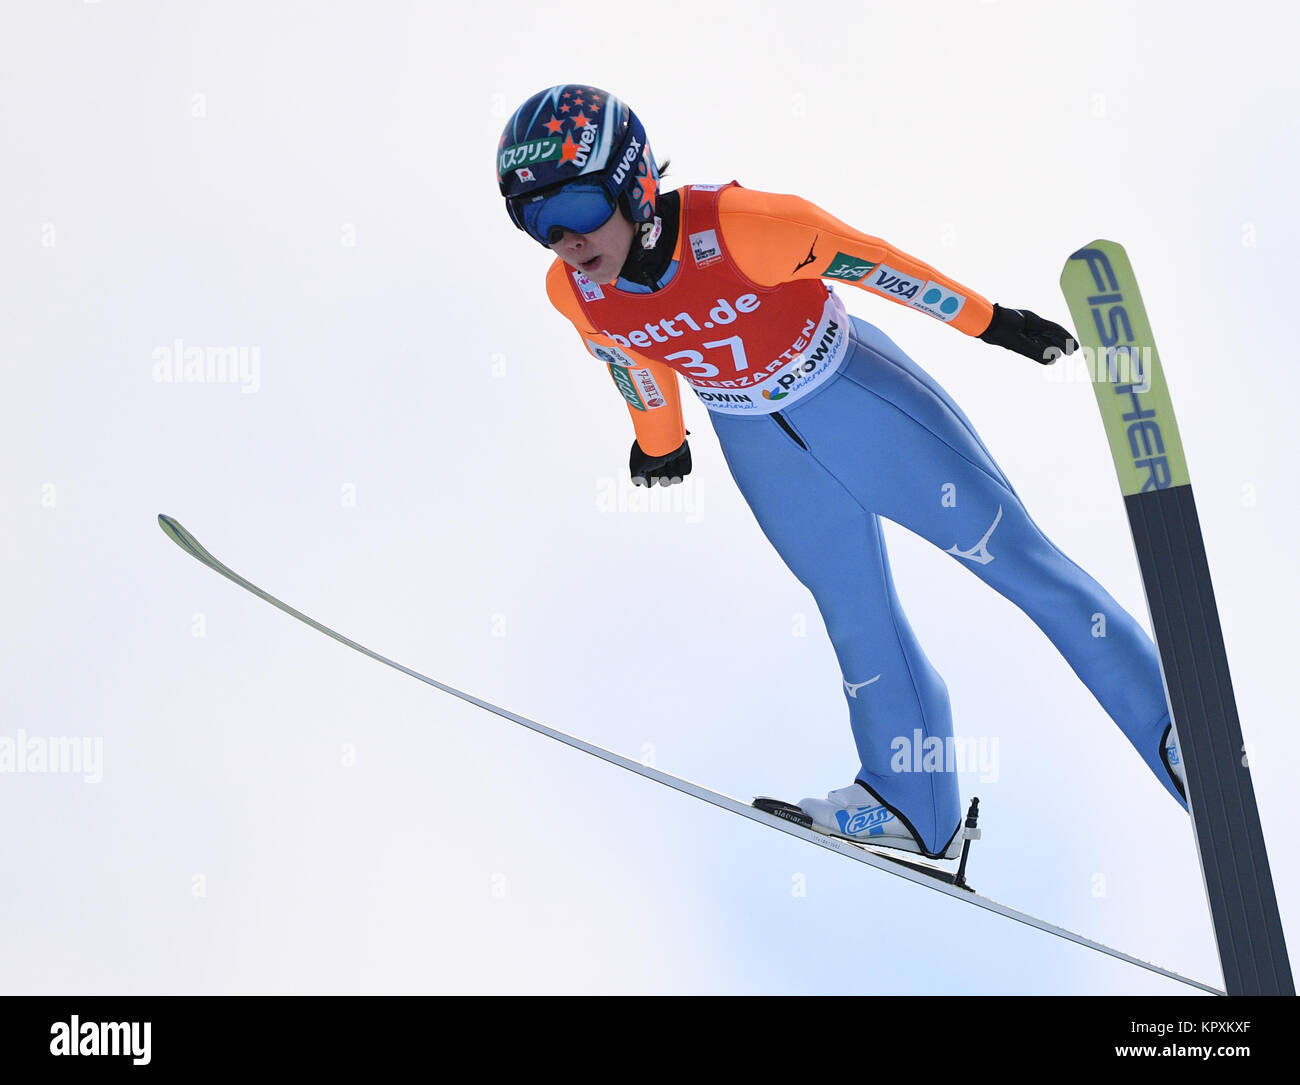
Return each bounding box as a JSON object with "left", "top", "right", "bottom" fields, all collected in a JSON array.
[{"left": 709, "top": 316, "right": 1185, "bottom": 855}]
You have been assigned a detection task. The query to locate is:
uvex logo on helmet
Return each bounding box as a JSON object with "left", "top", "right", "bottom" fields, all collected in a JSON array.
[
  {"left": 610, "top": 137, "right": 642, "bottom": 185},
  {"left": 571, "top": 123, "right": 599, "bottom": 168}
]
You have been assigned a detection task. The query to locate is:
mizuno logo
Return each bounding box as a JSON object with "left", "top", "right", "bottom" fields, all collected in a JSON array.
[
  {"left": 844, "top": 675, "right": 881, "bottom": 698},
  {"left": 946, "top": 506, "right": 1003, "bottom": 566},
  {"left": 794, "top": 234, "right": 818, "bottom": 273}
]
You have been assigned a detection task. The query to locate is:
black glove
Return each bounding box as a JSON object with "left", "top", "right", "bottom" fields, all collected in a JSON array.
[
  {"left": 979, "top": 304, "right": 1079, "bottom": 365},
  {"left": 630, "top": 438, "right": 692, "bottom": 487}
]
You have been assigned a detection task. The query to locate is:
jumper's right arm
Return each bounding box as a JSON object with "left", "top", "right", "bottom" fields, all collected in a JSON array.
[{"left": 545, "top": 262, "right": 688, "bottom": 457}]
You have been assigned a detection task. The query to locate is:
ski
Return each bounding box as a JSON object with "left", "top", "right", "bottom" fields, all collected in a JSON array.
[
  {"left": 157, "top": 512, "right": 1222, "bottom": 995},
  {"left": 1060, "top": 240, "right": 1294, "bottom": 996}
]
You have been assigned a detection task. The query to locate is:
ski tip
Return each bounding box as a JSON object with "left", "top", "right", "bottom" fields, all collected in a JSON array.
[
  {"left": 1064, "top": 237, "right": 1125, "bottom": 261},
  {"left": 1060, "top": 239, "right": 1129, "bottom": 289},
  {"left": 157, "top": 514, "right": 204, "bottom": 560}
]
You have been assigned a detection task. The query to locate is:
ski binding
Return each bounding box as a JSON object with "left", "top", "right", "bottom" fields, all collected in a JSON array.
[{"left": 752, "top": 796, "right": 982, "bottom": 892}]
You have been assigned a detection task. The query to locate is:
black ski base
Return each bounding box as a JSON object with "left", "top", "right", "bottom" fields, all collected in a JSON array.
[{"left": 752, "top": 796, "right": 979, "bottom": 892}]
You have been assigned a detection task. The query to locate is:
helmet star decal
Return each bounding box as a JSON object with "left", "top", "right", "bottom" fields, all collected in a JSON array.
[
  {"left": 559, "top": 131, "right": 580, "bottom": 164},
  {"left": 543, "top": 115, "right": 563, "bottom": 135},
  {"left": 635, "top": 160, "right": 659, "bottom": 214}
]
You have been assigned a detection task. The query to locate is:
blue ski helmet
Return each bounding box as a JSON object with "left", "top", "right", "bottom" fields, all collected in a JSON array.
[{"left": 498, "top": 84, "right": 660, "bottom": 246}]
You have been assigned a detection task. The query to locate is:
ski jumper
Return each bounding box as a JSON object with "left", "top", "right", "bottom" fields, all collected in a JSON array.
[{"left": 546, "top": 183, "right": 1184, "bottom": 856}]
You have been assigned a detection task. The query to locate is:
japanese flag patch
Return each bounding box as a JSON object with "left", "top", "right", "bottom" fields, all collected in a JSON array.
[{"left": 573, "top": 270, "right": 604, "bottom": 302}]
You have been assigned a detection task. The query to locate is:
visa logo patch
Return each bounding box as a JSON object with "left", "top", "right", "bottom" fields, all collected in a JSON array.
[
  {"left": 865, "top": 266, "right": 968, "bottom": 324},
  {"left": 865, "top": 263, "right": 923, "bottom": 301}
]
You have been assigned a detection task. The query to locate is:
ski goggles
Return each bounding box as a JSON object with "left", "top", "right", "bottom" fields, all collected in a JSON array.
[{"left": 509, "top": 182, "right": 618, "bottom": 247}]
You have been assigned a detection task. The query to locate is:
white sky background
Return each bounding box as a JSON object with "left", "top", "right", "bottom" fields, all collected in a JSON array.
[{"left": 1, "top": 0, "right": 1296, "bottom": 995}]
